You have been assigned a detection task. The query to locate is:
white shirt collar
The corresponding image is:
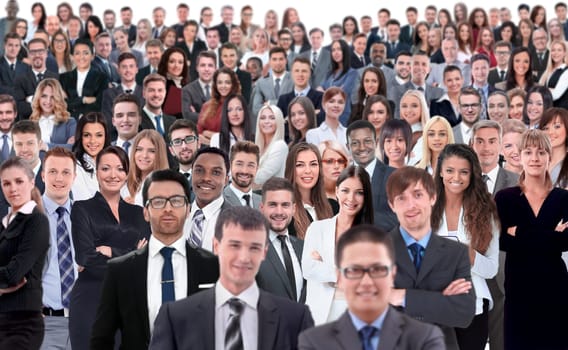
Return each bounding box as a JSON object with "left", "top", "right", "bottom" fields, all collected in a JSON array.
[
  {"left": 3, "top": 200, "right": 36, "bottom": 227},
  {"left": 215, "top": 280, "right": 259, "bottom": 310},
  {"left": 148, "top": 234, "right": 187, "bottom": 259},
  {"left": 192, "top": 195, "right": 224, "bottom": 218}
]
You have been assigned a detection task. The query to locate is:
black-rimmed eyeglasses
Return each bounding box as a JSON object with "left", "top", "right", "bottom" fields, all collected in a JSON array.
[
  {"left": 146, "top": 195, "right": 188, "bottom": 209},
  {"left": 170, "top": 135, "right": 198, "bottom": 147},
  {"left": 340, "top": 264, "right": 392, "bottom": 279}
]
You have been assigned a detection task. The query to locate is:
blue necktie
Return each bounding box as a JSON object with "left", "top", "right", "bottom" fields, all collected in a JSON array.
[
  {"left": 56, "top": 207, "right": 74, "bottom": 308},
  {"left": 122, "top": 140, "right": 130, "bottom": 155},
  {"left": 1, "top": 134, "right": 9, "bottom": 160},
  {"left": 155, "top": 115, "right": 165, "bottom": 135},
  {"left": 359, "top": 325, "right": 378, "bottom": 350},
  {"left": 160, "top": 247, "right": 175, "bottom": 303},
  {"left": 408, "top": 243, "right": 424, "bottom": 271}
]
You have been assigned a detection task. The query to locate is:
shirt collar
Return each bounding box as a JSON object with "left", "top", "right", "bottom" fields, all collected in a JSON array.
[
  {"left": 216, "top": 280, "right": 259, "bottom": 310},
  {"left": 362, "top": 158, "right": 377, "bottom": 177},
  {"left": 399, "top": 226, "right": 431, "bottom": 249},
  {"left": 229, "top": 183, "right": 252, "bottom": 199},
  {"left": 485, "top": 165, "right": 500, "bottom": 183},
  {"left": 148, "top": 234, "right": 187, "bottom": 258},
  {"left": 294, "top": 86, "right": 311, "bottom": 96},
  {"left": 348, "top": 307, "right": 388, "bottom": 331},
  {"left": 42, "top": 194, "right": 72, "bottom": 215},
  {"left": 269, "top": 230, "right": 289, "bottom": 244},
  {"left": 192, "top": 195, "right": 224, "bottom": 218},
  {"left": 3, "top": 200, "right": 36, "bottom": 227}
]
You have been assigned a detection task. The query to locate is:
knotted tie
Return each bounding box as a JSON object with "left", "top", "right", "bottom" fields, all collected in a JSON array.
[
  {"left": 154, "top": 115, "right": 165, "bottom": 135},
  {"left": 160, "top": 247, "right": 175, "bottom": 303},
  {"left": 56, "top": 207, "right": 74, "bottom": 308},
  {"left": 277, "top": 235, "right": 297, "bottom": 301},
  {"left": 225, "top": 298, "right": 245, "bottom": 350},
  {"left": 190, "top": 209, "right": 204, "bottom": 247},
  {"left": 408, "top": 243, "right": 424, "bottom": 271},
  {"left": 359, "top": 325, "right": 378, "bottom": 350}
]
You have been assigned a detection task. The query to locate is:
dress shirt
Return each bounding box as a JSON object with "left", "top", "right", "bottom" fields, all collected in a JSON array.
[
  {"left": 395, "top": 76, "right": 407, "bottom": 85},
  {"left": 121, "top": 83, "right": 136, "bottom": 93},
  {"left": 348, "top": 308, "right": 388, "bottom": 350},
  {"left": 147, "top": 235, "right": 188, "bottom": 332},
  {"left": 41, "top": 195, "right": 77, "bottom": 310},
  {"left": 143, "top": 106, "right": 165, "bottom": 133},
  {"left": 38, "top": 115, "right": 56, "bottom": 144},
  {"left": 198, "top": 79, "right": 212, "bottom": 98},
  {"left": 71, "top": 155, "right": 99, "bottom": 201},
  {"left": 483, "top": 166, "right": 499, "bottom": 195},
  {"left": 76, "top": 69, "right": 89, "bottom": 97},
  {"left": 2, "top": 200, "right": 36, "bottom": 227},
  {"left": 184, "top": 195, "right": 225, "bottom": 252},
  {"left": 229, "top": 184, "right": 253, "bottom": 207},
  {"left": 115, "top": 137, "right": 134, "bottom": 157},
  {"left": 294, "top": 86, "right": 311, "bottom": 97},
  {"left": 269, "top": 230, "right": 303, "bottom": 301},
  {"left": 459, "top": 122, "right": 473, "bottom": 145},
  {"left": 304, "top": 203, "right": 317, "bottom": 221},
  {"left": 362, "top": 158, "right": 378, "bottom": 179},
  {"left": 548, "top": 64, "right": 568, "bottom": 100},
  {"left": 215, "top": 281, "right": 260, "bottom": 350},
  {"left": 399, "top": 227, "right": 432, "bottom": 265},
  {"left": 305, "top": 121, "right": 347, "bottom": 148}
]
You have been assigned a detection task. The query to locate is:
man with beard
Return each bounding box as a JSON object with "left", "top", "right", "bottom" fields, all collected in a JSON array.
[
  {"left": 257, "top": 177, "right": 305, "bottom": 303},
  {"left": 386, "top": 51, "right": 411, "bottom": 102},
  {"left": 90, "top": 170, "right": 219, "bottom": 350},
  {"left": 168, "top": 119, "right": 200, "bottom": 201},
  {"left": 223, "top": 141, "right": 261, "bottom": 209},
  {"left": 111, "top": 93, "right": 141, "bottom": 157},
  {"left": 453, "top": 87, "right": 482, "bottom": 144}
]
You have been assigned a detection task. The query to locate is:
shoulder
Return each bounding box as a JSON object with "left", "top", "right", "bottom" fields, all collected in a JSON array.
[
  {"left": 108, "top": 246, "right": 146, "bottom": 266},
  {"left": 495, "top": 186, "right": 521, "bottom": 202},
  {"left": 260, "top": 290, "right": 309, "bottom": 314},
  {"left": 394, "top": 308, "right": 444, "bottom": 338},
  {"left": 188, "top": 243, "right": 218, "bottom": 262}
]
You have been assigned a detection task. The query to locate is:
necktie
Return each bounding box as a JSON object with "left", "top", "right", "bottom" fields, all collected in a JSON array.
[
  {"left": 499, "top": 70, "right": 505, "bottom": 81},
  {"left": 103, "top": 60, "right": 111, "bottom": 76},
  {"left": 160, "top": 247, "right": 176, "bottom": 303},
  {"left": 125, "top": 89, "right": 133, "bottom": 94},
  {"left": 359, "top": 325, "right": 378, "bottom": 350},
  {"left": 225, "top": 298, "right": 245, "bottom": 350},
  {"left": 408, "top": 243, "right": 424, "bottom": 271},
  {"left": 391, "top": 42, "right": 396, "bottom": 52},
  {"left": 154, "top": 115, "right": 165, "bottom": 135},
  {"left": 204, "top": 84, "right": 211, "bottom": 99},
  {"left": 482, "top": 174, "right": 490, "bottom": 183},
  {"left": 122, "top": 140, "right": 130, "bottom": 154},
  {"left": 277, "top": 235, "right": 297, "bottom": 301},
  {"left": 311, "top": 51, "right": 318, "bottom": 71},
  {"left": 478, "top": 88, "right": 487, "bottom": 118},
  {"left": 9, "top": 63, "right": 14, "bottom": 71},
  {"left": 37, "top": 73, "right": 44, "bottom": 82},
  {"left": 417, "top": 86, "right": 424, "bottom": 92},
  {"left": 190, "top": 209, "right": 204, "bottom": 247},
  {"left": 183, "top": 172, "right": 190, "bottom": 178},
  {"left": 274, "top": 78, "right": 281, "bottom": 97},
  {"left": 153, "top": 28, "right": 159, "bottom": 39},
  {"left": 56, "top": 207, "right": 74, "bottom": 308},
  {"left": 360, "top": 55, "right": 365, "bottom": 65},
  {"left": 1, "top": 134, "right": 9, "bottom": 160},
  {"left": 242, "top": 194, "right": 251, "bottom": 207},
  {"left": 539, "top": 52, "right": 544, "bottom": 64}
]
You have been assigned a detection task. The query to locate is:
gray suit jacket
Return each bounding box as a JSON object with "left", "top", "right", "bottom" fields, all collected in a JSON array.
[
  {"left": 222, "top": 186, "right": 261, "bottom": 209},
  {"left": 300, "top": 49, "right": 332, "bottom": 89},
  {"left": 298, "top": 307, "right": 445, "bottom": 350},
  {"left": 452, "top": 124, "right": 465, "bottom": 144},
  {"left": 427, "top": 61, "right": 471, "bottom": 89},
  {"left": 251, "top": 72, "right": 294, "bottom": 119},
  {"left": 181, "top": 80, "right": 209, "bottom": 123}
]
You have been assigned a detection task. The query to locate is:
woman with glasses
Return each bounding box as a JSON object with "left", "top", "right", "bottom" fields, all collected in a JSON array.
[
  {"left": 69, "top": 146, "right": 150, "bottom": 350},
  {"left": 318, "top": 141, "right": 348, "bottom": 201},
  {"left": 432, "top": 144, "right": 499, "bottom": 350},
  {"left": 254, "top": 104, "right": 288, "bottom": 188},
  {"left": 302, "top": 165, "right": 374, "bottom": 325},
  {"left": 50, "top": 29, "right": 73, "bottom": 73}
]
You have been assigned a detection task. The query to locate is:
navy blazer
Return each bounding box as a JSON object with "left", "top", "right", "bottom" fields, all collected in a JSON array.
[
  {"left": 430, "top": 99, "right": 461, "bottom": 127},
  {"left": 0, "top": 58, "right": 31, "bottom": 96},
  {"left": 48, "top": 119, "right": 77, "bottom": 149},
  {"left": 277, "top": 88, "right": 324, "bottom": 125},
  {"left": 91, "top": 56, "right": 120, "bottom": 85},
  {"left": 176, "top": 40, "right": 207, "bottom": 81}
]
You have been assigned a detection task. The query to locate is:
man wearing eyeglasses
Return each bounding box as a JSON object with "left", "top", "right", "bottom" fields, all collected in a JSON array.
[
  {"left": 299, "top": 224, "right": 445, "bottom": 349},
  {"left": 90, "top": 169, "right": 219, "bottom": 350},
  {"left": 168, "top": 119, "right": 200, "bottom": 201},
  {"left": 453, "top": 87, "right": 483, "bottom": 145}
]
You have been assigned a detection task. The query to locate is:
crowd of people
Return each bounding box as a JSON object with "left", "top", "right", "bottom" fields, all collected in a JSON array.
[{"left": 1, "top": 1, "right": 568, "bottom": 349}]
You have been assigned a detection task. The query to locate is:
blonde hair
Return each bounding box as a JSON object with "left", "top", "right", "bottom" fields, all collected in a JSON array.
[
  {"left": 29, "top": 78, "right": 71, "bottom": 123},
  {"left": 417, "top": 116, "right": 455, "bottom": 169},
  {"left": 400, "top": 90, "right": 430, "bottom": 129},
  {"left": 318, "top": 140, "right": 349, "bottom": 164},
  {"left": 255, "top": 104, "right": 285, "bottom": 156},
  {"left": 126, "top": 129, "right": 169, "bottom": 197},
  {"left": 539, "top": 40, "right": 567, "bottom": 85},
  {"left": 518, "top": 129, "right": 553, "bottom": 191}
]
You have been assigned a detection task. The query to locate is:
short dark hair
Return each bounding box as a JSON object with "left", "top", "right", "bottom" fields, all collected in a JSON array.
[
  {"left": 193, "top": 147, "right": 230, "bottom": 174},
  {"left": 470, "top": 53, "right": 490, "bottom": 66},
  {"left": 556, "top": 2, "right": 567, "bottom": 10},
  {"left": 142, "top": 169, "right": 191, "bottom": 205},
  {"left": 443, "top": 64, "right": 462, "bottom": 78},
  {"left": 261, "top": 177, "right": 295, "bottom": 203},
  {"left": 196, "top": 50, "right": 217, "bottom": 66},
  {"left": 79, "top": 2, "right": 93, "bottom": 11},
  {"left": 386, "top": 166, "right": 436, "bottom": 204},
  {"left": 269, "top": 46, "right": 287, "bottom": 58},
  {"left": 117, "top": 52, "right": 137, "bottom": 65},
  {"left": 112, "top": 93, "right": 140, "bottom": 115},
  {"left": 96, "top": 146, "right": 129, "bottom": 175},
  {"left": 386, "top": 19, "right": 400, "bottom": 27},
  {"left": 12, "top": 120, "right": 41, "bottom": 140},
  {"left": 168, "top": 119, "right": 198, "bottom": 141},
  {"left": 72, "top": 38, "right": 94, "bottom": 54},
  {"left": 27, "top": 38, "right": 47, "bottom": 49},
  {"left": 183, "top": 19, "right": 198, "bottom": 30},
  {"left": 347, "top": 120, "right": 376, "bottom": 141},
  {"left": 143, "top": 73, "right": 166, "bottom": 89},
  {"left": 335, "top": 224, "right": 394, "bottom": 266},
  {"left": 4, "top": 32, "right": 20, "bottom": 43},
  {"left": 395, "top": 50, "right": 412, "bottom": 63},
  {"left": 214, "top": 206, "right": 269, "bottom": 241},
  {"left": 230, "top": 141, "right": 259, "bottom": 164},
  {"left": 120, "top": 6, "right": 132, "bottom": 13},
  {"left": 0, "top": 94, "right": 17, "bottom": 114},
  {"left": 406, "top": 7, "right": 418, "bottom": 14}
]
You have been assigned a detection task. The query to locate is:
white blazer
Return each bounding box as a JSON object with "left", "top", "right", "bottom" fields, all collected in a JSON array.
[
  {"left": 302, "top": 216, "right": 342, "bottom": 325},
  {"left": 435, "top": 207, "right": 500, "bottom": 315},
  {"left": 255, "top": 139, "right": 288, "bottom": 185}
]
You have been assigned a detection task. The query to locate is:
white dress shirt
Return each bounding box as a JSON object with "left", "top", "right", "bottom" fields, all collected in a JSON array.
[
  {"left": 76, "top": 69, "right": 88, "bottom": 97},
  {"left": 38, "top": 115, "right": 56, "bottom": 144},
  {"left": 269, "top": 231, "right": 303, "bottom": 301},
  {"left": 184, "top": 195, "right": 225, "bottom": 252},
  {"left": 71, "top": 156, "right": 99, "bottom": 201},
  {"left": 147, "top": 235, "right": 188, "bottom": 332},
  {"left": 229, "top": 184, "right": 253, "bottom": 207},
  {"left": 305, "top": 121, "right": 347, "bottom": 148},
  {"left": 483, "top": 166, "right": 500, "bottom": 195},
  {"left": 459, "top": 122, "right": 473, "bottom": 145},
  {"left": 215, "top": 282, "right": 259, "bottom": 350}
]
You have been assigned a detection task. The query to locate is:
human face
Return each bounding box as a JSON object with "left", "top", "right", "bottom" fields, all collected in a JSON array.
[
  {"left": 95, "top": 37, "right": 112, "bottom": 59},
  {"left": 370, "top": 44, "right": 386, "bottom": 66},
  {"left": 13, "top": 132, "right": 41, "bottom": 168},
  {"left": 137, "top": 21, "right": 149, "bottom": 41},
  {"left": 230, "top": 151, "right": 257, "bottom": 191},
  {"left": 444, "top": 27, "right": 456, "bottom": 41},
  {"left": 480, "top": 29, "right": 492, "bottom": 48},
  {"left": 146, "top": 46, "right": 162, "bottom": 68},
  {"left": 113, "top": 31, "right": 128, "bottom": 50},
  {"left": 134, "top": 138, "right": 157, "bottom": 176},
  {"left": 118, "top": 58, "right": 138, "bottom": 84},
  {"left": 378, "top": 11, "right": 389, "bottom": 27},
  {"left": 294, "top": 150, "right": 319, "bottom": 193},
  {"left": 112, "top": 101, "right": 140, "bottom": 140},
  {"left": 278, "top": 34, "right": 293, "bottom": 50},
  {"left": 387, "top": 24, "right": 400, "bottom": 42},
  {"left": 322, "top": 149, "right": 346, "bottom": 186},
  {"left": 96, "top": 153, "right": 127, "bottom": 194},
  {"left": 527, "top": 92, "right": 544, "bottom": 126},
  {"left": 337, "top": 241, "right": 395, "bottom": 323},
  {"left": 192, "top": 153, "right": 228, "bottom": 208},
  {"left": 81, "top": 122, "right": 105, "bottom": 158},
  {"left": 265, "top": 11, "right": 276, "bottom": 28},
  {"left": 196, "top": 57, "right": 215, "bottom": 82},
  {"left": 472, "top": 127, "right": 501, "bottom": 170},
  {"left": 143, "top": 81, "right": 166, "bottom": 112},
  {"left": 519, "top": 21, "right": 532, "bottom": 39},
  {"left": 348, "top": 128, "right": 376, "bottom": 167},
  {"left": 42, "top": 155, "right": 75, "bottom": 204},
  {"left": 389, "top": 181, "right": 435, "bottom": 237},
  {"left": 215, "top": 73, "right": 232, "bottom": 98},
  {"left": 362, "top": 71, "right": 379, "bottom": 96},
  {"left": 143, "top": 180, "right": 189, "bottom": 239},
  {"left": 490, "top": 10, "right": 500, "bottom": 26},
  {"left": 406, "top": 11, "right": 417, "bottom": 25},
  {"left": 487, "top": 95, "right": 509, "bottom": 124},
  {"left": 292, "top": 26, "right": 304, "bottom": 44},
  {"left": 361, "top": 18, "right": 372, "bottom": 33},
  {"left": 471, "top": 59, "right": 489, "bottom": 86},
  {"left": 103, "top": 13, "right": 115, "bottom": 29},
  {"left": 438, "top": 12, "right": 449, "bottom": 27},
  {"left": 57, "top": 6, "right": 70, "bottom": 22},
  {"left": 0, "top": 102, "right": 16, "bottom": 133},
  {"left": 169, "top": 128, "right": 199, "bottom": 167},
  {"left": 15, "top": 20, "right": 26, "bottom": 38},
  {"left": 230, "top": 28, "right": 242, "bottom": 45},
  {"left": 259, "top": 107, "right": 277, "bottom": 137},
  {"left": 459, "top": 25, "right": 470, "bottom": 42},
  {"left": 221, "top": 8, "right": 234, "bottom": 25},
  {"left": 500, "top": 9, "right": 512, "bottom": 22},
  {"left": 67, "top": 19, "right": 81, "bottom": 38},
  {"left": 440, "top": 156, "right": 471, "bottom": 196},
  {"left": 227, "top": 98, "right": 244, "bottom": 127},
  {"left": 331, "top": 42, "right": 343, "bottom": 64},
  {"left": 287, "top": 9, "right": 299, "bottom": 24},
  {"left": 253, "top": 30, "right": 268, "bottom": 50},
  {"left": 292, "top": 62, "right": 310, "bottom": 90},
  {"left": 329, "top": 27, "right": 343, "bottom": 41},
  {"left": 73, "top": 43, "right": 93, "bottom": 71},
  {"left": 260, "top": 190, "right": 296, "bottom": 234},
  {"left": 474, "top": 11, "right": 485, "bottom": 27},
  {"left": 290, "top": 103, "right": 309, "bottom": 133},
  {"left": 4, "top": 38, "right": 19, "bottom": 60},
  {"left": 520, "top": 145, "right": 550, "bottom": 177},
  {"left": 551, "top": 42, "right": 566, "bottom": 65},
  {"left": 1, "top": 167, "right": 34, "bottom": 212},
  {"left": 509, "top": 96, "right": 524, "bottom": 120},
  {"left": 164, "top": 31, "right": 176, "bottom": 48},
  {"left": 336, "top": 176, "right": 364, "bottom": 217},
  {"left": 427, "top": 29, "right": 439, "bottom": 48},
  {"left": 395, "top": 55, "right": 411, "bottom": 80},
  {"left": 206, "top": 30, "right": 220, "bottom": 49},
  {"left": 411, "top": 55, "right": 429, "bottom": 84},
  {"left": 324, "top": 93, "right": 346, "bottom": 120},
  {"left": 495, "top": 46, "right": 511, "bottom": 67},
  {"left": 39, "top": 85, "right": 54, "bottom": 115},
  {"left": 121, "top": 10, "right": 132, "bottom": 25},
  {"left": 309, "top": 31, "right": 323, "bottom": 51},
  {"left": 426, "top": 121, "right": 449, "bottom": 155},
  {"left": 153, "top": 9, "right": 165, "bottom": 27},
  {"left": 444, "top": 70, "right": 463, "bottom": 94},
  {"left": 400, "top": 95, "right": 422, "bottom": 125},
  {"left": 550, "top": 20, "right": 563, "bottom": 40},
  {"left": 87, "top": 21, "right": 99, "bottom": 39},
  {"left": 214, "top": 223, "right": 267, "bottom": 295},
  {"left": 441, "top": 39, "right": 457, "bottom": 63},
  {"left": 383, "top": 131, "right": 407, "bottom": 165},
  {"left": 46, "top": 16, "right": 60, "bottom": 37},
  {"left": 52, "top": 34, "right": 67, "bottom": 54},
  {"left": 365, "top": 102, "right": 388, "bottom": 133},
  {"left": 542, "top": 116, "right": 567, "bottom": 149},
  {"left": 167, "top": 52, "right": 184, "bottom": 77},
  {"left": 425, "top": 9, "right": 437, "bottom": 24},
  {"left": 557, "top": 6, "right": 568, "bottom": 21},
  {"left": 221, "top": 48, "right": 238, "bottom": 69},
  {"left": 502, "top": 132, "right": 522, "bottom": 169},
  {"left": 344, "top": 19, "right": 356, "bottom": 35},
  {"left": 534, "top": 9, "right": 545, "bottom": 26},
  {"left": 500, "top": 27, "right": 513, "bottom": 42},
  {"left": 269, "top": 52, "right": 286, "bottom": 74},
  {"left": 417, "top": 25, "right": 428, "bottom": 41},
  {"left": 183, "top": 24, "right": 197, "bottom": 43},
  {"left": 178, "top": 7, "right": 190, "bottom": 23},
  {"left": 459, "top": 94, "right": 481, "bottom": 126}
]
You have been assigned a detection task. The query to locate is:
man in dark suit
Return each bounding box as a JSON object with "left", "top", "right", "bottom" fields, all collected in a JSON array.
[
  {"left": 385, "top": 19, "right": 412, "bottom": 64},
  {"left": 0, "top": 32, "right": 30, "bottom": 97},
  {"left": 151, "top": 7, "right": 167, "bottom": 39},
  {"left": 386, "top": 166, "right": 476, "bottom": 350},
  {"left": 400, "top": 7, "right": 418, "bottom": 45},
  {"left": 470, "top": 120, "right": 518, "bottom": 350},
  {"left": 427, "top": 39, "right": 472, "bottom": 89},
  {"left": 213, "top": 5, "right": 237, "bottom": 44},
  {"left": 219, "top": 43, "right": 252, "bottom": 103},
  {"left": 182, "top": 51, "right": 215, "bottom": 123},
  {"left": 301, "top": 28, "right": 331, "bottom": 89},
  {"left": 12, "top": 121, "right": 45, "bottom": 193},
  {"left": 223, "top": 141, "right": 261, "bottom": 209},
  {"left": 117, "top": 7, "right": 136, "bottom": 47},
  {"left": 0, "top": 95, "right": 17, "bottom": 216},
  {"left": 367, "top": 8, "right": 390, "bottom": 50},
  {"left": 149, "top": 206, "right": 314, "bottom": 349},
  {"left": 90, "top": 170, "right": 219, "bottom": 350},
  {"left": 531, "top": 28, "right": 549, "bottom": 81},
  {"left": 347, "top": 121, "right": 397, "bottom": 232},
  {"left": 175, "top": 20, "right": 207, "bottom": 82},
  {"left": 136, "top": 40, "right": 163, "bottom": 85},
  {"left": 111, "top": 93, "right": 142, "bottom": 157},
  {"left": 13, "top": 38, "right": 58, "bottom": 119},
  {"left": 140, "top": 74, "right": 176, "bottom": 144},
  {"left": 350, "top": 33, "right": 370, "bottom": 69},
  {"left": 92, "top": 33, "right": 120, "bottom": 86},
  {"left": 488, "top": 41, "right": 512, "bottom": 87},
  {"left": 299, "top": 224, "right": 445, "bottom": 350},
  {"left": 257, "top": 177, "right": 305, "bottom": 303},
  {"left": 453, "top": 87, "right": 483, "bottom": 145},
  {"left": 471, "top": 53, "right": 499, "bottom": 120}
]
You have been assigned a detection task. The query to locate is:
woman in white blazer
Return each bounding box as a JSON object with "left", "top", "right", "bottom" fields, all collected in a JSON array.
[
  {"left": 254, "top": 104, "right": 288, "bottom": 188},
  {"left": 431, "top": 144, "right": 499, "bottom": 350},
  {"left": 302, "top": 165, "right": 374, "bottom": 325}
]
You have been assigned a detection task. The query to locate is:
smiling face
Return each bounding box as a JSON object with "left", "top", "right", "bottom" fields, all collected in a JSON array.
[
  {"left": 502, "top": 132, "right": 522, "bottom": 169},
  {"left": 112, "top": 101, "right": 140, "bottom": 141},
  {"left": 227, "top": 97, "right": 244, "bottom": 127},
  {"left": 388, "top": 181, "right": 436, "bottom": 235},
  {"left": 348, "top": 127, "right": 376, "bottom": 167},
  {"left": 134, "top": 138, "right": 157, "bottom": 176},
  {"left": 336, "top": 176, "right": 365, "bottom": 217},
  {"left": 324, "top": 93, "right": 346, "bottom": 121},
  {"left": 167, "top": 52, "right": 185, "bottom": 77},
  {"left": 443, "top": 69, "right": 463, "bottom": 95},
  {"left": 365, "top": 101, "right": 388, "bottom": 133},
  {"left": 39, "top": 85, "right": 54, "bottom": 115},
  {"left": 509, "top": 96, "right": 525, "bottom": 120},
  {"left": 169, "top": 128, "right": 199, "bottom": 167},
  {"left": 331, "top": 41, "right": 343, "bottom": 64},
  {"left": 260, "top": 189, "right": 295, "bottom": 234},
  {"left": 294, "top": 150, "right": 319, "bottom": 193},
  {"left": 487, "top": 94, "right": 509, "bottom": 124},
  {"left": 362, "top": 71, "right": 379, "bottom": 96},
  {"left": 520, "top": 145, "right": 550, "bottom": 177},
  {"left": 426, "top": 121, "right": 449, "bottom": 155},
  {"left": 215, "top": 72, "right": 233, "bottom": 97},
  {"left": 81, "top": 122, "right": 105, "bottom": 158},
  {"left": 96, "top": 153, "right": 127, "bottom": 195},
  {"left": 230, "top": 151, "right": 257, "bottom": 191},
  {"left": 440, "top": 155, "right": 471, "bottom": 196},
  {"left": 143, "top": 180, "right": 189, "bottom": 239},
  {"left": 192, "top": 152, "right": 228, "bottom": 208},
  {"left": 42, "top": 155, "right": 76, "bottom": 204},
  {"left": 527, "top": 92, "right": 544, "bottom": 126},
  {"left": 400, "top": 95, "right": 422, "bottom": 125},
  {"left": 472, "top": 127, "right": 501, "bottom": 171},
  {"left": 542, "top": 116, "right": 567, "bottom": 149},
  {"left": 259, "top": 107, "right": 277, "bottom": 137},
  {"left": 513, "top": 51, "right": 530, "bottom": 77},
  {"left": 550, "top": 42, "right": 566, "bottom": 65},
  {"left": 1, "top": 166, "right": 34, "bottom": 212},
  {"left": 73, "top": 43, "right": 93, "bottom": 71},
  {"left": 383, "top": 131, "right": 407, "bottom": 165},
  {"left": 290, "top": 103, "right": 309, "bottom": 133},
  {"left": 13, "top": 132, "right": 41, "bottom": 168}
]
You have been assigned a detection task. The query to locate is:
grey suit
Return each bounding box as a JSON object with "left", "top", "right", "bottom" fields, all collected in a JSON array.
[
  {"left": 298, "top": 307, "right": 445, "bottom": 350},
  {"left": 300, "top": 49, "right": 332, "bottom": 89},
  {"left": 222, "top": 186, "right": 261, "bottom": 209},
  {"left": 391, "top": 82, "right": 444, "bottom": 118},
  {"left": 452, "top": 123, "right": 466, "bottom": 144},
  {"left": 181, "top": 80, "right": 209, "bottom": 123},
  {"left": 250, "top": 72, "right": 293, "bottom": 119}
]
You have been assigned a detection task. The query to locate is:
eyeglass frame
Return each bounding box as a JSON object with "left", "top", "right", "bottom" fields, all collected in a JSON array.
[
  {"left": 340, "top": 264, "right": 393, "bottom": 279},
  {"left": 145, "top": 195, "right": 188, "bottom": 209},
  {"left": 170, "top": 135, "right": 198, "bottom": 147},
  {"left": 322, "top": 158, "right": 348, "bottom": 166}
]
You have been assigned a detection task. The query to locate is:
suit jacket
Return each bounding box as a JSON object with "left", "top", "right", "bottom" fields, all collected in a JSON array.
[
  {"left": 370, "top": 159, "right": 398, "bottom": 232},
  {"left": 452, "top": 123, "right": 466, "bottom": 144},
  {"left": 392, "top": 82, "right": 444, "bottom": 118},
  {"left": 400, "top": 25, "right": 414, "bottom": 46},
  {"left": 222, "top": 186, "right": 261, "bottom": 209},
  {"left": 48, "top": 120, "right": 77, "bottom": 150},
  {"left": 385, "top": 41, "right": 412, "bottom": 60},
  {"left": 298, "top": 307, "right": 445, "bottom": 350},
  {"left": 59, "top": 68, "right": 109, "bottom": 119},
  {"left": 257, "top": 233, "right": 306, "bottom": 303},
  {"left": 349, "top": 50, "right": 370, "bottom": 69},
  {"left": 0, "top": 58, "right": 30, "bottom": 93},
  {"left": 390, "top": 227, "right": 476, "bottom": 350},
  {"left": 531, "top": 49, "right": 549, "bottom": 81},
  {"left": 213, "top": 23, "right": 237, "bottom": 44},
  {"left": 488, "top": 68, "right": 508, "bottom": 87},
  {"left": 101, "top": 85, "right": 144, "bottom": 133},
  {"left": 430, "top": 98, "right": 461, "bottom": 127},
  {"left": 278, "top": 88, "right": 324, "bottom": 125},
  {"left": 91, "top": 56, "right": 121, "bottom": 84},
  {"left": 250, "top": 72, "right": 294, "bottom": 118},
  {"left": 13, "top": 69, "right": 59, "bottom": 119},
  {"left": 235, "top": 68, "right": 252, "bottom": 103},
  {"left": 181, "top": 80, "right": 209, "bottom": 123},
  {"left": 176, "top": 40, "right": 207, "bottom": 81},
  {"left": 300, "top": 49, "right": 331, "bottom": 89},
  {"left": 136, "top": 65, "right": 153, "bottom": 86},
  {"left": 149, "top": 287, "right": 314, "bottom": 350},
  {"left": 90, "top": 242, "right": 220, "bottom": 350}
]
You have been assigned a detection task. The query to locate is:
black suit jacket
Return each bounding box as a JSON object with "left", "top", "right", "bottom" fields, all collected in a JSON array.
[
  {"left": 349, "top": 50, "right": 370, "bottom": 69},
  {"left": 236, "top": 68, "right": 252, "bottom": 103},
  {"left": 0, "top": 58, "right": 31, "bottom": 96},
  {"left": 59, "top": 68, "right": 109, "bottom": 119},
  {"left": 92, "top": 56, "right": 121, "bottom": 84},
  {"left": 531, "top": 49, "right": 549, "bottom": 81},
  {"left": 488, "top": 68, "right": 507, "bottom": 87},
  {"left": 90, "top": 242, "right": 219, "bottom": 350},
  {"left": 13, "top": 69, "right": 59, "bottom": 119},
  {"left": 278, "top": 88, "right": 324, "bottom": 125},
  {"left": 370, "top": 159, "right": 398, "bottom": 232},
  {"left": 213, "top": 23, "right": 237, "bottom": 44},
  {"left": 176, "top": 40, "right": 207, "bottom": 81},
  {"left": 400, "top": 25, "right": 414, "bottom": 45},
  {"left": 430, "top": 99, "right": 461, "bottom": 127},
  {"left": 181, "top": 80, "right": 208, "bottom": 123},
  {"left": 149, "top": 287, "right": 314, "bottom": 350},
  {"left": 136, "top": 65, "right": 152, "bottom": 86}
]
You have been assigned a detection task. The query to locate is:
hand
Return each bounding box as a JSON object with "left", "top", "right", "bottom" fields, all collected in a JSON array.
[
  {"left": 137, "top": 238, "right": 148, "bottom": 249},
  {"left": 66, "top": 136, "right": 75, "bottom": 144},
  {"left": 556, "top": 220, "right": 568, "bottom": 232},
  {"left": 311, "top": 251, "right": 322, "bottom": 261},
  {"left": 190, "top": 105, "right": 196, "bottom": 113},
  {"left": 442, "top": 278, "right": 472, "bottom": 296},
  {"left": 96, "top": 245, "right": 112, "bottom": 257},
  {"left": 388, "top": 288, "right": 406, "bottom": 306},
  {"left": 507, "top": 226, "right": 517, "bottom": 236},
  {"left": 0, "top": 277, "right": 26, "bottom": 295},
  {"left": 77, "top": 265, "right": 85, "bottom": 272},
  {"left": 83, "top": 96, "right": 96, "bottom": 104}
]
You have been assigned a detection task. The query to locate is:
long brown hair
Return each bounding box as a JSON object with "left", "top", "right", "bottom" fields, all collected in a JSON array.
[
  {"left": 126, "top": 130, "right": 169, "bottom": 197},
  {"left": 199, "top": 67, "right": 241, "bottom": 126}
]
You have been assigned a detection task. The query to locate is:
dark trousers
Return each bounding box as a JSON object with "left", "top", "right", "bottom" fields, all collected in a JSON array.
[
  {"left": 455, "top": 299, "right": 490, "bottom": 350},
  {"left": 0, "top": 311, "right": 44, "bottom": 350}
]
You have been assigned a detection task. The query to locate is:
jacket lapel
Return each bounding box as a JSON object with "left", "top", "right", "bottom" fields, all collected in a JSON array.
[
  {"left": 196, "top": 289, "right": 216, "bottom": 350},
  {"left": 377, "top": 307, "right": 403, "bottom": 350},
  {"left": 257, "top": 292, "right": 279, "bottom": 350},
  {"left": 132, "top": 245, "right": 151, "bottom": 340},
  {"left": 391, "top": 227, "right": 418, "bottom": 280},
  {"left": 416, "top": 234, "right": 444, "bottom": 284},
  {"left": 266, "top": 243, "right": 294, "bottom": 299},
  {"left": 333, "top": 312, "right": 361, "bottom": 349}
]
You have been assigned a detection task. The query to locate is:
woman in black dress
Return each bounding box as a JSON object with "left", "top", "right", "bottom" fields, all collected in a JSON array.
[
  {"left": 495, "top": 129, "right": 568, "bottom": 350},
  {"left": 69, "top": 146, "right": 150, "bottom": 350}
]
